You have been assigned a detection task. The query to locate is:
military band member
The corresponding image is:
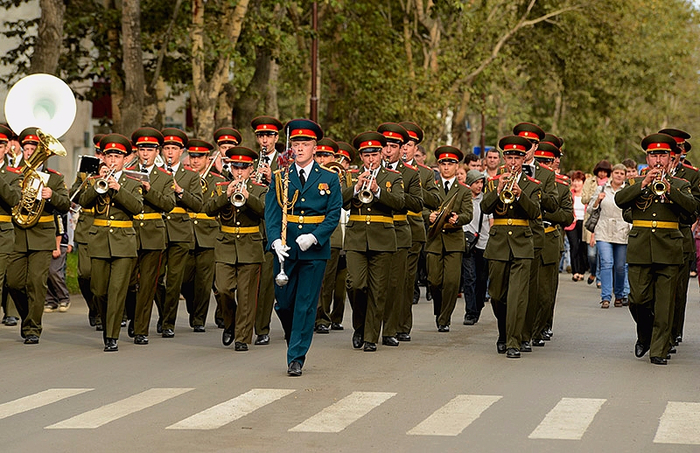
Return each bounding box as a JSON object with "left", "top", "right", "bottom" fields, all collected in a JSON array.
[
  {"left": 79, "top": 134, "right": 143, "bottom": 351},
  {"left": 126, "top": 128, "right": 177, "bottom": 345},
  {"left": 377, "top": 123, "right": 423, "bottom": 345},
  {"left": 426, "top": 146, "right": 472, "bottom": 332},
  {"left": 481, "top": 136, "right": 541, "bottom": 358},
  {"left": 658, "top": 128, "right": 699, "bottom": 351},
  {"left": 614, "top": 133, "right": 696, "bottom": 365},
  {"left": 265, "top": 119, "right": 342, "bottom": 375},
  {"left": 344, "top": 131, "right": 404, "bottom": 352},
  {"left": 0, "top": 125, "right": 22, "bottom": 326},
  {"left": 155, "top": 128, "right": 203, "bottom": 338},
  {"left": 206, "top": 146, "right": 267, "bottom": 351},
  {"left": 7, "top": 128, "right": 70, "bottom": 344},
  {"left": 251, "top": 116, "right": 283, "bottom": 346},
  {"left": 180, "top": 139, "right": 222, "bottom": 332}
]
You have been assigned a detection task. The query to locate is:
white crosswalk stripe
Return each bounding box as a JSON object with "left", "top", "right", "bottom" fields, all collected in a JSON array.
[
  {"left": 654, "top": 401, "right": 700, "bottom": 444},
  {"left": 528, "top": 397, "right": 606, "bottom": 440},
  {"left": 45, "top": 388, "right": 194, "bottom": 429},
  {"left": 166, "top": 388, "right": 296, "bottom": 430},
  {"left": 407, "top": 394, "right": 502, "bottom": 436},
  {"left": 289, "top": 391, "right": 396, "bottom": 433},
  {"left": 0, "top": 388, "right": 93, "bottom": 421}
]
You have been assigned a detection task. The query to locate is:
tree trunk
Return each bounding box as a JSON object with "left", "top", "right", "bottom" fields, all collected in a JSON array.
[
  {"left": 29, "top": 0, "right": 65, "bottom": 75},
  {"left": 232, "top": 48, "right": 274, "bottom": 143},
  {"left": 120, "top": 0, "right": 145, "bottom": 135},
  {"left": 106, "top": 0, "right": 123, "bottom": 132}
]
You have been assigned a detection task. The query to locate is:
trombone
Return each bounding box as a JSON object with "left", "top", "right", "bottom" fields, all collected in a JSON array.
[{"left": 358, "top": 164, "right": 378, "bottom": 204}]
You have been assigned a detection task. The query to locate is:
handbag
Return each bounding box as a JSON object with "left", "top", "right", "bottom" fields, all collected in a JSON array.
[
  {"left": 465, "top": 211, "right": 484, "bottom": 254},
  {"left": 584, "top": 187, "right": 602, "bottom": 233}
]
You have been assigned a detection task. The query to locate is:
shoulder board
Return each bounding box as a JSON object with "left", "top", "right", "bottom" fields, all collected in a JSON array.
[
  {"left": 640, "top": 167, "right": 649, "bottom": 176},
  {"left": 125, "top": 174, "right": 141, "bottom": 182},
  {"left": 6, "top": 166, "right": 21, "bottom": 174},
  {"left": 251, "top": 180, "right": 266, "bottom": 187},
  {"left": 157, "top": 167, "right": 172, "bottom": 175},
  {"left": 555, "top": 179, "right": 569, "bottom": 187},
  {"left": 404, "top": 162, "right": 417, "bottom": 171},
  {"left": 47, "top": 168, "right": 61, "bottom": 175},
  {"left": 458, "top": 181, "right": 468, "bottom": 188},
  {"left": 417, "top": 162, "right": 431, "bottom": 170},
  {"left": 216, "top": 181, "right": 229, "bottom": 186},
  {"left": 184, "top": 165, "right": 193, "bottom": 171},
  {"left": 488, "top": 174, "right": 501, "bottom": 181},
  {"left": 318, "top": 165, "right": 335, "bottom": 174},
  {"left": 526, "top": 175, "right": 541, "bottom": 184},
  {"left": 386, "top": 168, "right": 401, "bottom": 174},
  {"left": 555, "top": 174, "right": 569, "bottom": 181},
  {"left": 540, "top": 163, "right": 553, "bottom": 171},
  {"left": 671, "top": 176, "right": 689, "bottom": 183},
  {"left": 126, "top": 165, "right": 137, "bottom": 171},
  {"left": 209, "top": 172, "right": 225, "bottom": 180},
  {"left": 350, "top": 169, "right": 360, "bottom": 174},
  {"left": 682, "top": 162, "right": 698, "bottom": 171}
]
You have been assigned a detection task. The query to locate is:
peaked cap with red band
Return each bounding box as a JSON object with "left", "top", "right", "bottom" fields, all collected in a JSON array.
[
  {"left": 513, "top": 122, "right": 545, "bottom": 142},
  {"left": 642, "top": 133, "right": 676, "bottom": 154},
  {"left": 187, "top": 139, "right": 214, "bottom": 155},
  {"left": 543, "top": 133, "right": 563, "bottom": 149},
  {"left": 161, "top": 128, "right": 188, "bottom": 148},
  {"left": 251, "top": 116, "right": 283, "bottom": 134},
  {"left": 19, "top": 127, "right": 40, "bottom": 145},
  {"left": 498, "top": 135, "right": 532, "bottom": 156},
  {"left": 399, "top": 121, "right": 424, "bottom": 144},
  {"left": 336, "top": 141, "right": 356, "bottom": 162},
  {"left": 316, "top": 138, "right": 339, "bottom": 155},
  {"left": 659, "top": 128, "right": 691, "bottom": 154},
  {"left": 131, "top": 127, "right": 164, "bottom": 147},
  {"left": 224, "top": 146, "right": 258, "bottom": 163},
  {"left": 352, "top": 131, "right": 386, "bottom": 153},
  {"left": 377, "top": 122, "right": 409, "bottom": 145},
  {"left": 0, "top": 124, "right": 13, "bottom": 143},
  {"left": 286, "top": 119, "right": 323, "bottom": 142},
  {"left": 99, "top": 133, "right": 132, "bottom": 155},
  {"left": 535, "top": 142, "right": 561, "bottom": 159},
  {"left": 92, "top": 134, "right": 105, "bottom": 149},
  {"left": 434, "top": 145, "right": 464, "bottom": 163},
  {"left": 214, "top": 127, "right": 242, "bottom": 146}
]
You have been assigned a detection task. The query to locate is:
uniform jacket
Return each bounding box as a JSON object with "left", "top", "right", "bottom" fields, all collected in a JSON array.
[
  {"left": 206, "top": 178, "right": 267, "bottom": 265},
  {"left": 481, "top": 173, "right": 541, "bottom": 261},
  {"left": 191, "top": 171, "right": 226, "bottom": 249},
  {"left": 341, "top": 166, "right": 404, "bottom": 253},
  {"left": 408, "top": 160, "right": 441, "bottom": 211},
  {"left": 530, "top": 162, "right": 557, "bottom": 249},
  {"left": 14, "top": 169, "right": 70, "bottom": 252},
  {"left": 127, "top": 165, "right": 176, "bottom": 251},
  {"left": 79, "top": 173, "right": 143, "bottom": 258},
  {"left": 327, "top": 169, "right": 352, "bottom": 250},
  {"left": 615, "top": 175, "right": 696, "bottom": 265},
  {"left": 70, "top": 172, "right": 94, "bottom": 245},
  {"left": 266, "top": 162, "right": 342, "bottom": 261},
  {"left": 392, "top": 160, "right": 423, "bottom": 249},
  {"left": 0, "top": 163, "right": 21, "bottom": 254},
  {"left": 163, "top": 164, "right": 203, "bottom": 246},
  {"left": 673, "top": 162, "right": 700, "bottom": 255},
  {"left": 426, "top": 179, "right": 472, "bottom": 253},
  {"left": 541, "top": 178, "right": 574, "bottom": 264}
]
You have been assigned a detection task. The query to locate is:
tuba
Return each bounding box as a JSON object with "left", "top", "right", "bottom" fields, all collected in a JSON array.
[{"left": 5, "top": 74, "right": 75, "bottom": 228}]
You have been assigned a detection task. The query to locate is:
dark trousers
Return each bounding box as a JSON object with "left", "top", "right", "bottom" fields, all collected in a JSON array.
[
  {"left": 156, "top": 242, "right": 190, "bottom": 331},
  {"left": 488, "top": 257, "right": 532, "bottom": 349},
  {"left": 316, "top": 247, "right": 342, "bottom": 328},
  {"left": 347, "top": 250, "right": 391, "bottom": 343},
  {"left": 181, "top": 246, "right": 216, "bottom": 328},
  {"left": 7, "top": 250, "right": 52, "bottom": 337},
  {"left": 671, "top": 253, "right": 692, "bottom": 343},
  {"left": 461, "top": 247, "right": 488, "bottom": 319},
  {"left": 128, "top": 249, "right": 164, "bottom": 336},
  {"left": 46, "top": 246, "right": 69, "bottom": 305},
  {"left": 523, "top": 247, "right": 542, "bottom": 341},
  {"left": 384, "top": 247, "right": 408, "bottom": 337},
  {"left": 566, "top": 221, "right": 587, "bottom": 275},
  {"left": 428, "top": 250, "right": 463, "bottom": 327},
  {"left": 254, "top": 250, "right": 275, "bottom": 336},
  {"left": 216, "top": 262, "right": 261, "bottom": 344},
  {"left": 399, "top": 241, "right": 423, "bottom": 334},
  {"left": 75, "top": 241, "right": 99, "bottom": 319},
  {"left": 92, "top": 257, "right": 137, "bottom": 340}
]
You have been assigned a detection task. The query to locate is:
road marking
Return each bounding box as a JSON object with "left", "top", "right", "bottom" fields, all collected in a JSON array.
[
  {"left": 45, "top": 388, "right": 194, "bottom": 429},
  {"left": 289, "top": 391, "right": 396, "bottom": 433},
  {"left": 529, "top": 397, "right": 606, "bottom": 440},
  {"left": 407, "top": 394, "right": 502, "bottom": 436},
  {"left": 0, "top": 389, "right": 93, "bottom": 421},
  {"left": 166, "top": 388, "right": 296, "bottom": 430},
  {"left": 654, "top": 401, "right": 700, "bottom": 444}
]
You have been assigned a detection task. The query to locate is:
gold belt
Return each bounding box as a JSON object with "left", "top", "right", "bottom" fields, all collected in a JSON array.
[
  {"left": 38, "top": 215, "right": 54, "bottom": 223},
  {"left": 189, "top": 212, "right": 215, "bottom": 220},
  {"left": 493, "top": 218, "right": 529, "bottom": 226},
  {"left": 407, "top": 211, "right": 422, "bottom": 217},
  {"left": 349, "top": 215, "right": 394, "bottom": 224},
  {"left": 93, "top": 219, "right": 133, "bottom": 228},
  {"left": 221, "top": 225, "right": 260, "bottom": 234},
  {"left": 136, "top": 213, "right": 162, "bottom": 220},
  {"left": 169, "top": 207, "right": 187, "bottom": 214},
  {"left": 393, "top": 214, "right": 408, "bottom": 222},
  {"left": 544, "top": 226, "right": 557, "bottom": 234},
  {"left": 82, "top": 208, "right": 94, "bottom": 215},
  {"left": 0, "top": 215, "right": 12, "bottom": 222},
  {"left": 288, "top": 215, "right": 325, "bottom": 224},
  {"left": 633, "top": 220, "right": 679, "bottom": 229}
]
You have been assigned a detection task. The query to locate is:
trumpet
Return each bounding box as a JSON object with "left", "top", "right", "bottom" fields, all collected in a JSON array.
[
  {"left": 95, "top": 166, "right": 117, "bottom": 194},
  {"left": 254, "top": 146, "right": 268, "bottom": 184},
  {"left": 358, "top": 164, "right": 377, "bottom": 204},
  {"left": 651, "top": 164, "right": 668, "bottom": 197},
  {"left": 230, "top": 175, "right": 247, "bottom": 207},
  {"left": 499, "top": 165, "right": 520, "bottom": 204}
]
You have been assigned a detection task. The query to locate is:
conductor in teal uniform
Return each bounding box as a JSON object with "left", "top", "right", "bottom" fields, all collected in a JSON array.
[{"left": 265, "top": 119, "right": 342, "bottom": 376}]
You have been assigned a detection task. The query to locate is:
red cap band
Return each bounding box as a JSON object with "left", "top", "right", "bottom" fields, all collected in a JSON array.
[
  {"left": 534, "top": 150, "right": 555, "bottom": 158},
  {"left": 136, "top": 136, "right": 160, "bottom": 145},
  {"left": 316, "top": 144, "right": 334, "bottom": 153},
  {"left": 0, "top": 134, "right": 7, "bottom": 141},
  {"left": 382, "top": 131, "right": 403, "bottom": 140},
  {"left": 504, "top": 143, "right": 527, "bottom": 152},
  {"left": 359, "top": 140, "right": 381, "bottom": 150},
  {"left": 438, "top": 153, "right": 459, "bottom": 161},
  {"left": 517, "top": 131, "right": 538, "bottom": 140},
  {"left": 290, "top": 128, "right": 317, "bottom": 140},
  {"left": 337, "top": 149, "right": 351, "bottom": 160},
  {"left": 164, "top": 135, "right": 184, "bottom": 145},
  {"left": 672, "top": 136, "right": 685, "bottom": 143},
  {"left": 188, "top": 146, "right": 209, "bottom": 153},
  {"left": 104, "top": 143, "right": 127, "bottom": 152},
  {"left": 229, "top": 155, "right": 253, "bottom": 163},
  {"left": 217, "top": 135, "right": 239, "bottom": 144},
  {"left": 255, "top": 124, "right": 279, "bottom": 132},
  {"left": 407, "top": 130, "right": 418, "bottom": 140},
  {"left": 23, "top": 134, "right": 39, "bottom": 143},
  {"left": 647, "top": 142, "right": 672, "bottom": 151}
]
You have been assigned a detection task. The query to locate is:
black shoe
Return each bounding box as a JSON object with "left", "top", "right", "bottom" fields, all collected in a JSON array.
[
  {"left": 103, "top": 338, "right": 118, "bottom": 352},
  {"left": 463, "top": 316, "right": 476, "bottom": 326},
  {"left": 234, "top": 342, "right": 248, "bottom": 351},
  {"left": 215, "top": 317, "right": 225, "bottom": 329},
  {"left": 666, "top": 353, "right": 672, "bottom": 360},
  {"left": 412, "top": 293, "right": 419, "bottom": 304},
  {"left": 127, "top": 320, "right": 135, "bottom": 338},
  {"left": 193, "top": 325, "right": 206, "bottom": 333},
  {"left": 545, "top": 328, "right": 553, "bottom": 338},
  {"left": 331, "top": 323, "right": 344, "bottom": 331},
  {"left": 532, "top": 339, "right": 545, "bottom": 347},
  {"left": 382, "top": 336, "right": 399, "bottom": 346},
  {"left": 4, "top": 316, "right": 17, "bottom": 327},
  {"left": 315, "top": 324, "right": 330, "bottom": 334},
  {"left": 650, "top": 356, "right": 668, "bottom": 365},
  {"left": 506, "top": 348, "right": 520, "bottom": 358},
  {"left": 496, "top": 341, "right": 507, "bottom": 354},
  {"left": 88, "top": 316, "right": 97, "bottom": 327},
  {"left": 676, "top": 335, "right": 682, "bottom": 344},
  {"left": 156, "top": 319, "right": 163, "bottom": 334},
  {"left": 426, "top": 289, "right": 432, "bottom": 301},
  {"left": 521, "top": 341, "right": 532, "bottom": 352},
  {"left": 363, "top": 341, "right": 377, "bottom": 352},
  {"left": 24, "top": 335, "right": 39, "bottom": 345},
  {"left": 396, "top": 332, "right": 411, "bottom": 342},
  {"left": 287, "top": 361, "right": 302, "bottom": 376},
  {"left": 222, "top": 330, "right": 234, "bottom": 346},
  {"left": 437, "top": 325, "right": 450, "bottom": 332},
  {"left": 542, "top": 330, "right": 552, "bottom": 341},
  {"left": 634, "top": 342, "right": 650, "bottom": 358},
  {"left": 95, "top": 322, "right": 103, "bottom": 332},
  {"left": 121, "top": 320, "right": 127, "bottom": 328},
  {"left": 254, "top": 334, "right": 270, "bottom": 345},
  {"left": 134, "top": 335, "right": 149, "bottom": 345},
  {"left": 669, "top": 345, "right": 677, "bottom": 354},
  {"left": 352, "top": 332, "right": 363, "bottom": 349},
  {"left": 161, "top": 329, "right": 174, "bottom": 338}
]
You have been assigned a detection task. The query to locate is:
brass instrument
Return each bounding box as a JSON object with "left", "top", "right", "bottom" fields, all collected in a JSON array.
[
  {"left": 254, "top": 146, "right": 268, "bottom": 184},
  {"left": 427, "top": 193, "right": 459, "bottom": 241},
  {"left": 358, "top": 164, "right": 377, "bottom": 204},
  {"left": 499, "top": 165, "right": 520, "bottom": 205},
  {"left": 651, "top": 164, "right": 669, "bottom": 197},
  {"left": 95, "top": 166, "right": 117, "bottom": 194},
  {"left": 230, "top": 175, "right": 247, "bottom": 207},
  {"left": 69, "top": 155, "right": 102, "bottom": 204},
  {"left": 200, "top": 150, "right": 220, "bottom": 193},
  {"left": 123, "top": 170, "right": 150, "bottom": 183}
]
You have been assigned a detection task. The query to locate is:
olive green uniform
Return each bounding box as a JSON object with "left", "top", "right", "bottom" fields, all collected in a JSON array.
[{"left": 0, "top": 164, "right": 22, "bottom": 320}]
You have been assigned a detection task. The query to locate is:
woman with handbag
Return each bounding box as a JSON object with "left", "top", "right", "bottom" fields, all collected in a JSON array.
[{"left": 566, "top": 171, "right": 588, "bottom": 281}]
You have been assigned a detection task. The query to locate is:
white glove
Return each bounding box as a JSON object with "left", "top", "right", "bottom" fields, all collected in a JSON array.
[
  {"left": 271, "top": 239, "right": 290, "bottom": 263},
  {"left": 296, "top": 233, "right": 317, "bottom": 252}
]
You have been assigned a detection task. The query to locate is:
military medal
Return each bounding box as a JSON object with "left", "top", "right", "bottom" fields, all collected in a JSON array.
[{"left": 318, "top": 182, "right": 329, "bottom": 195}]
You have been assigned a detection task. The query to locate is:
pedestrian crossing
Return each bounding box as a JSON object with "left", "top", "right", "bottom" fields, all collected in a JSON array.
[{"left": 0, "top": 387, "right": 697, "bottom": 444}]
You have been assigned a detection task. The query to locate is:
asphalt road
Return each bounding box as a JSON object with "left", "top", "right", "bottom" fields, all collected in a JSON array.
[{"left": 1, "top": 274, "right": 699, "bottom": 453}]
